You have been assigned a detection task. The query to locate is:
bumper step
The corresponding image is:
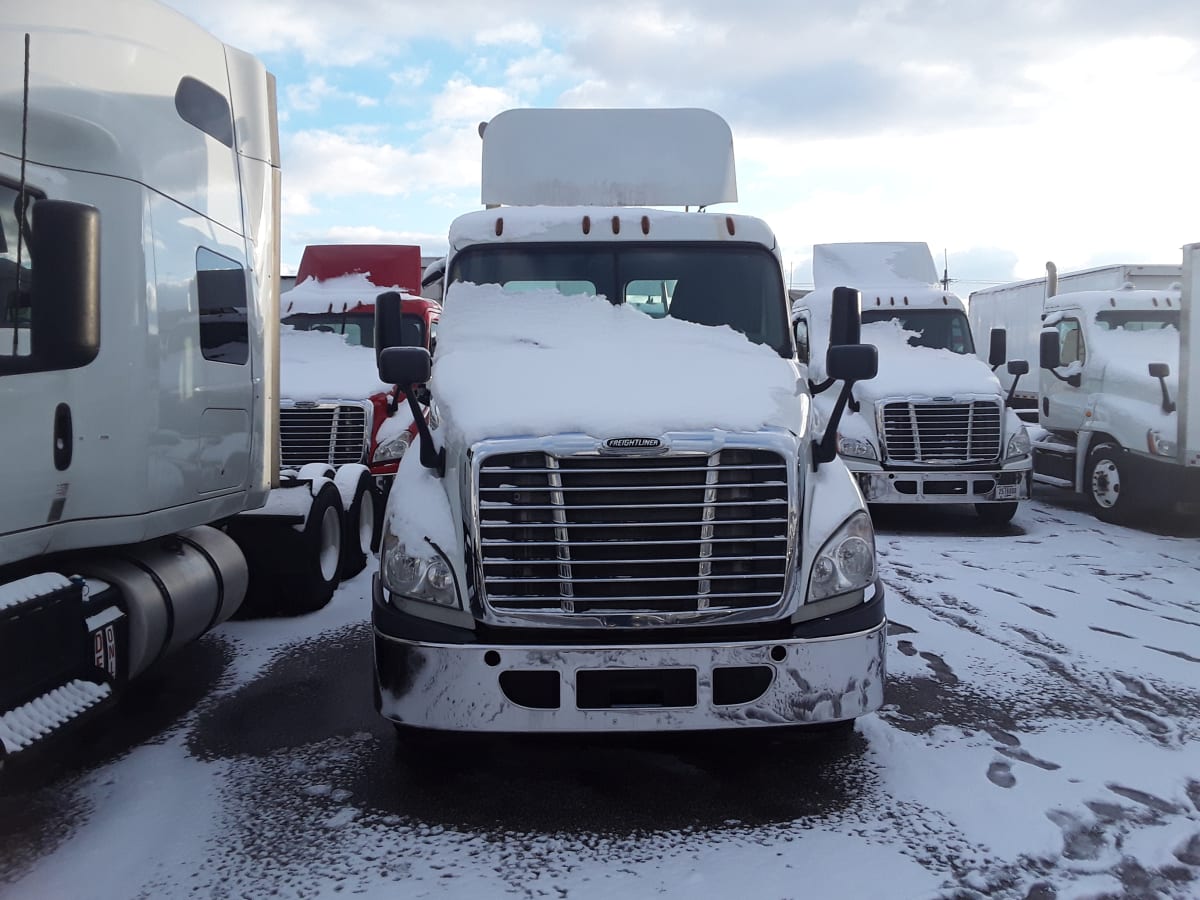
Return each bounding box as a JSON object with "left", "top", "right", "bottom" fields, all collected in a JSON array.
[{"left": 0, "top": 679, "right": 112, "bottom": 757}]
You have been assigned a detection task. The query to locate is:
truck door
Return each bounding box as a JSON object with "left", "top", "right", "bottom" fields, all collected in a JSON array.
[{"left": 1041, "top": 314, "right": 1090, "bottom": 431}]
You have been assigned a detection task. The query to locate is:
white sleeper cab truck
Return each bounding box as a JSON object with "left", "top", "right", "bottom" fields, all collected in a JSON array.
[
  {"left": 969, "top": 262, "right": 1184, "bottom": 418},
  {"left": 0, "top": 2, "right": 323, "bottom": 762},
  {"left": 792, "top": 243, "right": 1033, "bottom": 525},
  {"left": 371, "top": 108, "right": 886, "bottom": 739},
  {"left": 1031, "top": 245, "right": 1200, "bottom": 522}
]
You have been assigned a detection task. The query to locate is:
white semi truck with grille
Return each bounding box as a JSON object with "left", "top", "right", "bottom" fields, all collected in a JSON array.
[
  {"left": 0, "top": 2, "right": 348, "bottom": 762},
  {"left": 792, "top": 243, "right": 1033, "bottom": 525},
  {"left": 370, "top": 108, "right": 887, "bottom": 739}
]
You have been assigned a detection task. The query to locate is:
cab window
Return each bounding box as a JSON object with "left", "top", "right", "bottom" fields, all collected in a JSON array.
[{"left": 1056, "top": 318, "right": 1085, "bottom": 365}]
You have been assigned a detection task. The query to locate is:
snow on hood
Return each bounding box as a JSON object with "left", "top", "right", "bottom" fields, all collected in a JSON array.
[
  {"left": 853, "top": 320, "right": 1002, "bottom": 401},
  {"left": 431, "top": 283, "right": 806, "bottom": 446},
  {"left": 281, "top": 272, "right": 414, "bottom": 317},
  {"left": 279, "top": 327, "right": 390, "bottom": 402}
]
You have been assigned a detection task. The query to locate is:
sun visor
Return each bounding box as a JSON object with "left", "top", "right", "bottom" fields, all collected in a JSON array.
[{"left": 480, "top": 108, "right": 738, "bottom": 208}]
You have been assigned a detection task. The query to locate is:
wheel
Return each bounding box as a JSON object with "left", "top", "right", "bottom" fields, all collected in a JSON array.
[
  {"left": 338, "top": 471, "right": 379, "bottom": 580},
  {"left": 277, "top": 481, "right": 345, "bottom": 614},
  {"left": 975, "top": 501, "right": 1018, "bottom": 525},
  {"left": 1085, "top": 442, "right": 1136, "bottom": 523}
]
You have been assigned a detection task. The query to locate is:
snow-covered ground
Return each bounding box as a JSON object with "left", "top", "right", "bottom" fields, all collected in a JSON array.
[{"left": 2, "top": 494, "right": 1198, "bottom": 900}]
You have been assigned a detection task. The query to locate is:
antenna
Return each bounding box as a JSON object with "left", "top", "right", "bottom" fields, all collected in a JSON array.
[
  {"left": 941, "top": 248, "right": 950, "bottom": 291},
  {"left": 11, "top": 33, "right": 31, "bottom": 356}
]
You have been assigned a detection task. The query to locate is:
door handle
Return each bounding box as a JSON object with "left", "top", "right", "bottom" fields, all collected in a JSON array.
[{"left": 54, "top": 402, "right": 73, "bottom": 470}]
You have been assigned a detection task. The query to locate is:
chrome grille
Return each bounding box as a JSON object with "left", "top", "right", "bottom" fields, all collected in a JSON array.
[
  {"left": 476, "top": 449, "right": 790, "bottom": 617},
  {"left": 279, "top": 404, "right": 369, "bottom": 469},
  {"left": 881, "top": 400, "right": 1002, "bottom": 463}
]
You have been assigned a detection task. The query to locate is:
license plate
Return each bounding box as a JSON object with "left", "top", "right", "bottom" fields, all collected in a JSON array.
[{"left": 996, "top": 484, "right": 1018, "bottom": 500}]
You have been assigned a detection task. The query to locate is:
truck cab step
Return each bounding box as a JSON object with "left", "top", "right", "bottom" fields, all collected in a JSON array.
[{"left": 0, "top": 679, "right": 112, "bottom": 758}]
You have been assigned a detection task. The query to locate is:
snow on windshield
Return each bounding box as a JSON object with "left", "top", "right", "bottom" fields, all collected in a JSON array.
[
  {"left": 850, "top": 320, "right": 1000, "bottom": 399},
  {"left": 432, "top": 282, "right": 806, "bottom": 447},
  {"left": 279, "top": 326, "right": 390, "bottom": 401}
]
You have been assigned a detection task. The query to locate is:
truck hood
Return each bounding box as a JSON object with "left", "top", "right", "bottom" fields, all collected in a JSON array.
[
  {"left": 852, "top": 320, "right": 1003, "bottom": 402},
  {"left": 431, "top": 283, "right": 807, "bottom": 447},
  {"left": 279, "top": 326, "right": 391, "bottom": 402}
]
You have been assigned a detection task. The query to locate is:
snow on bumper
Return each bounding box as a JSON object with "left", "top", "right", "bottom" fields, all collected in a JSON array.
[{"left": 374, "top": 617, "right": 886, "bottom": 734}]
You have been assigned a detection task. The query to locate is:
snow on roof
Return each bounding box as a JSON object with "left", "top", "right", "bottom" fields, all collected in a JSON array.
[
  {"left": 859, "top": 285, "right": 966, "bottom": 312},
  {"left": 813, "top": 242, "right": 940, "bottom": 289},
  {"left": 281, "top": 272, "right": 417, "bottom": 317},
  {"left": 431, "top": 283, "right": 805, "bottom": 447},
  {"left": 448, "top": 207, "right": 778, "bottom": 254},
  {"left": 1045, "top": 287, "right": 1182, "bottom": 315},
  {"left": 278, "top": 326, "right": 390, "bottom": 401}
]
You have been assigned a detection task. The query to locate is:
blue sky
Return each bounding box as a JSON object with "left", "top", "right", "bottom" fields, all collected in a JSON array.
[{"left": 166, "top": 0, "right": 1200, "bottom": 293}]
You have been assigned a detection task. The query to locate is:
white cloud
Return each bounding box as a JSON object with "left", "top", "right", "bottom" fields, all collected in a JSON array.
[
  {"left": 286, "top": 76, "right": 378, "bottom": 113},
  {"left": 431, "top": 77, "right": 518, "bottom": 124},
  {"left": 474, "top": 22, "right": 542, "bottom": 47},
  {"left": 390, "top": 65, "right": 431, "bottom": 90}
]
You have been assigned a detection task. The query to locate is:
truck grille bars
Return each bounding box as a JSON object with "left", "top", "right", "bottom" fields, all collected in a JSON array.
[
  {"left": 476, "top": 449, "right": 790, "bottom": 618},
  {"left": 881, "top": 400, "right": 1002, "bottom": 464},
  {"left": 279, "top": 403, "right": 370, "bottom": 469}
]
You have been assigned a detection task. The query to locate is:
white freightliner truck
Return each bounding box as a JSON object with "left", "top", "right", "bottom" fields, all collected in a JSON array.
[
  {"left": 969, "top": 262, "right": 1185, "bottom": 417},
  {"left": 370, "top": 108, "right": 887, "bottom": 737},
  {"left": 792, "top": 243, "right": 1033, "bottom": 525},
  {"left": 971, "top": 252, "right": 1200, "bottom": 521},
  {"left": 0, "top": 2, "right": 350, "bottom": 761}
]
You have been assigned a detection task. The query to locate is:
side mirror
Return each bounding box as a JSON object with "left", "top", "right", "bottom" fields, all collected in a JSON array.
[
  {"left": 30, "top": 200, "right": 101, "bottom": 370},
  {"left": 828, "top": 286, "right": 861, "bottom": 347},
  {"left": 1007, "top": 359, "right": 1029, "bottom": 377},
  {"left": 1148, "top": 362, "right": 1176, "bottom": 413},
  {"left": 374, "top": 291, "right": 407, "bottom": 360},
  {"left": 826, "top": 344, "right": 877, "bottom": 382},
  {"left": 379, "top": 347, "right": 443, "bottom": 474},
  {"left": 1039, "top": 330, "right": 1060, "bottom": 370},
  {"left": 988, "top": 328, "right": 1007, "bottom": 368},
  {"left": 378, "top": 346, "right": 431, "bottom": 387}
]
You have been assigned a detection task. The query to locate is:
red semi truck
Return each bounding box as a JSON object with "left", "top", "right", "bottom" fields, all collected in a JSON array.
[{"left": 280, "top": 244, "right": 440, "bottom": 495}]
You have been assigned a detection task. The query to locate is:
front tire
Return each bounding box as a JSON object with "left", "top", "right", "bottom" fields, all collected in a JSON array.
[
  {"left": 976, "top": 501, "right": 1018, "bottom": 525},
  {"left": 339, "top": 471, "right": 379, "bottom": 580},
  {"left": 1085, "top": 443, "right": 1135, "bottom": 523}
]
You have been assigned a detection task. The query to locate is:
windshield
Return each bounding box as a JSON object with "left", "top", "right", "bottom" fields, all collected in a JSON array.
[
  {"left": 449, "top": 242, "right": 791, "bottom": 358},
  {"left": 861, "top": 308, "right": 975, "bottom": 354},
  {"left": 284, "top": 311, "right": 376, "bottom": 348},
  {"left": 1094, "top": 309, "right": 1180, "bottom": 331}
]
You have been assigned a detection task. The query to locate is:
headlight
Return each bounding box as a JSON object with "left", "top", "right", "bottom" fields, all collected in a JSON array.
[
  {"left": 1006, "top": 425, "right": 1031, "bottom": 460},
  {"left": 372, "top": 430, "right": 411, "bottom": 464},
  {"left": 809, "top": 511, "right": 876, "bottom": 602},
  {"left": 1147, "top": 429, "right": 1177, "bottom": 457},
  {"left": 380, "top": 532, "right": 460, "bottom": 608},
  {"left": 837, "top": 434, "right": 877, "bottom": 460}
]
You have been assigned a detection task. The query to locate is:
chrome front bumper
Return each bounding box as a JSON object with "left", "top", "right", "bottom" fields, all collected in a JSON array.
[
  {"left": 851, "top": 465, "right": 1031, "bottom": 504},
  {"left": 373, "top": 606, "right": 886, "bottom": 734}
]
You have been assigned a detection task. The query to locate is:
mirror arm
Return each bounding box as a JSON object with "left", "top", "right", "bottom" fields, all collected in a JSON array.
[
  {"left": 1005, "top": 373, "right": 1022, "bottom": 407},
  {"left": 404, "top": 387, "right": 445, "bottom": 476},
  {"left": 1154, "top": 375, "right": 1177, "bottom": 414},
  {"left": 812, "top": 380, "right": 858, "bottom": 470},
  {"left": 808, "top": 376, "right": 837, "bottom": 395}
]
